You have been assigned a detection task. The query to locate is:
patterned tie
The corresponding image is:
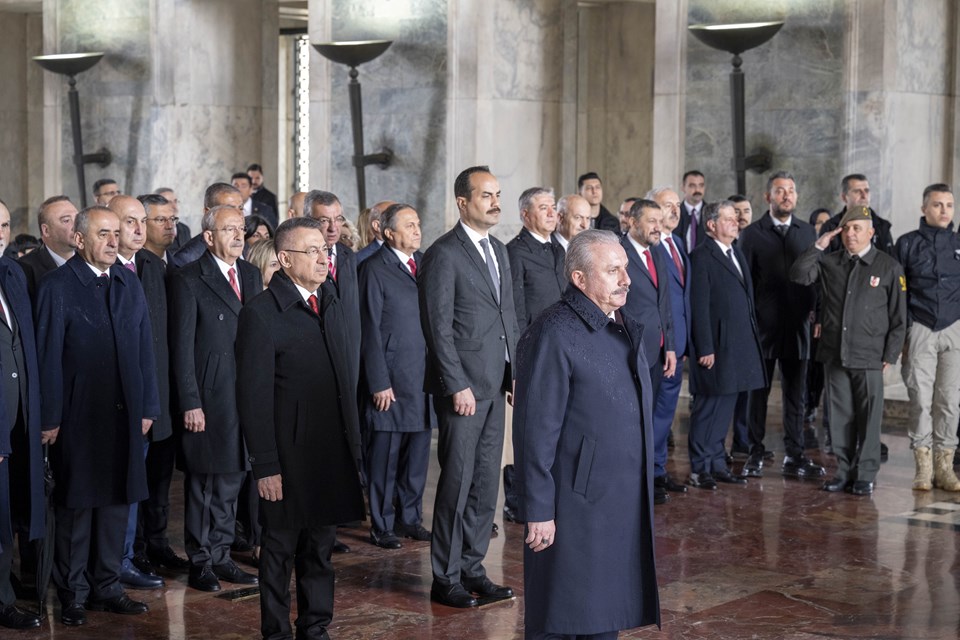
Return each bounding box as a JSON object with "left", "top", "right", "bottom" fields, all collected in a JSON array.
[
  {"left": 307, "top": 294, "right": 319, "bottom": 315},
  {"left": 124, "top": 262, "right": 136, "bottom": 273},
  {"left": 776, "top": 224, "right": 789, "bottom": 238},
  {"left": 327, "top": 249, "right": 337, "bottom": 282},
  {"left": 665, "top": 237, "right": 684, "bottom": 287},
  {"left": 228, "top": 267, "right": 241, "bottom": 300},
  {"left": 407, "top": 257, "right": 417, "bottom": 277},
  {"left": 479, "top": 238, "right": 500, "bottom": 302},
  {"left": 643, "top": 248, "right": 658, "bottom": 289}
]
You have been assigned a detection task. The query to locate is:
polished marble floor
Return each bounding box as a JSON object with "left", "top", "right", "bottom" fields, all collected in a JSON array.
[{"left": 10, "top": 392, "right": 960, "bottom": 639}]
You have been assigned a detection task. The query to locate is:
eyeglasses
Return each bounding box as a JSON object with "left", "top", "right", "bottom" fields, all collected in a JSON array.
[
  {"left": 284, "top": 246, "right": 328, "bottom": 258},
  {"left": 217, "top": 225, "right": 246, "bottom": 235},
  {"left": 97, "top": 189, "right": 121, "bottom": 198},
  {"left": 147, "top": 216, "right": 180, "bottom": 226},
  {"left": 316, "top": 216, "right": 346, "bottom": 226}
]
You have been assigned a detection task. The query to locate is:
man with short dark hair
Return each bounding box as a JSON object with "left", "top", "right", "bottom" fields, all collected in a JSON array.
[
  {"left": 618, "top": 197, "right": 639, "bottom": 235},
  {"left": 19, "top": 195, "right": 78, "bottom": 299},
  {"left": 247, "top": 163, "right": 279, "bottom": 217},
  {"left": 792, "top": 205, "right": 906, "bottom": 496},
  {"left": 577, "top": 172, "right": 620, "bottom": 232},
  {"left": 678, "top": 170, "right": 707, "bottom": 253},
  {"left": 169, "top": 205, "right": 262, "bottom": 591},
  {"left": 729, "top": 194, "right": 753, "bottom": 230},
  {"left": 817, "top": 173, "right": 896, "bottom": 255},
  {"left": 237, "top": 216, "right": 364, "bottom": 640},
  {"left": 139, "top": 194, "right": 178, "bottom": 263},
  {"left": 896, "top": 183, "right": 960, "bottom": 491},
  {"left": 420, "top": 165, "right": 520, "bottom": 608},
  {"left": 153, "top": 188, "right": 192, "bottom": 253},
  {"left": 232, "top": 172, "right": 278, "bottom": 229},
  {"left": 37, "top": 206, "right": 158, "bottom": 625},
  {"left": 92, "top": 179, "right": 121, "bottom": 206}
]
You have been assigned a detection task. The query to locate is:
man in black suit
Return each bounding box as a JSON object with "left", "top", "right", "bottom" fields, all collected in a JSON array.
[
  {"left": 92, "top": 178, "right": 121, "bottom": 206},
  {"left": 686, "top": 201, "right": 767, "bottom": 490},
  {"left": 578, "top": 172, "right": 620, "bottom": 232},
  {"left": 233, "top": 173, "right": 278, "bottom": 230},
  {"left": 109, "top": 196, "right": 166, "bottom": 591},
  {"left": 508, "top": 187, "right": 565, "bottom": 329},
  {"left": 0, "top": 199, "right": 46, "bottom": 630},
  {"left": 153, "top": 188, "right": 192, "bottom": 254},
  {"left": 36, "top": 206, "right": 159, "bottom": 625},
  {"left": 359, "top": 204, "right": 432, "bottom": 550},
  {"left": 356, "top": 200, "right": 395, "bottom": 265},
  {"left": 420, "top": 166, "right": 520, "bottom": 608},
  {"left": 817, "top": 173, "right": 896, "bottom": 256},
  {"left": 620, "top": 199, "right": 681, "bottom": 504},
  {"left": 738, "top": 172, "right": 825, "bottom": 481},
  {"left": 18, "top": 195, "right": 77, "bottom": 300},
  {"left": 237, "top": 216, "right": 365, "bottom": 640},
  {"left": 133, "top": 194, "right": 191, "bottom": 573},
  {"left": 677, "top": 170, "right": 707, "bottom": 253},
  {"left": 171, "top": 183, "right": 244, "bottom": 269},
  {"left": 552, "top": 194, "right": 591, "bottom": 253},
  {"left": 247, "top": 163, "right": 279, "bottom": 218},
  {"left": 169, "top": 204, "right": 261, "bottom": 592}
]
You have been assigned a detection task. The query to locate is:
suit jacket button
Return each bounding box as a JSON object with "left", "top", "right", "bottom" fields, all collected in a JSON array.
[
  {"left": 117, "top": 403, "right": 124, "bottom": 410},
  {"left": 248, "top": 456, "right": 255, "bottom": 462},
  {"left": 499, "top": 336, "right": 504, "bottom": 341},
  {"left": 10, "top": 372, "right": 16, "bottom": 379},
  {"left": 218, "top": 313, "right": 224, "bottom": 320}
]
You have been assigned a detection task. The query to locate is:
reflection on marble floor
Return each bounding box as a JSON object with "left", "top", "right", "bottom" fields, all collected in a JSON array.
[{"left": 11, "top": 398, "right": 960, "bottom": 639}]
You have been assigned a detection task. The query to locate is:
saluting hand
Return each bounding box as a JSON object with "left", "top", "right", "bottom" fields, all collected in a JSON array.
[{"left": 815, "top": 226, "right": 843, "bottom": 250}]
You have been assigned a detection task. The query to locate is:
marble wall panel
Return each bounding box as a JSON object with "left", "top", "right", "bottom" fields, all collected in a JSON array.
[
  {"left": 895, "top": 0, "right": 950, "bottom": 94},
  {"left": 0, "top": 12, "right": 30, "bottom": 228}
]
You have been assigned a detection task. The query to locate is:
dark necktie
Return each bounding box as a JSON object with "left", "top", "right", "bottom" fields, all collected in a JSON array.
[
  {"left": 307, "top": 294, "right": 319, "bottom": 315},
  {"left": 776, "top": 225, "right": 788, "bottom": 238},
  {"left": 727, "top": 248, "right": 743, "bottom": 281},
  {"left": 479, "top": 238, "right": 500, "bottom": 302},
  {"left": 665, "top": 237, "right": 684, "bottom": 287},
  {"left": 407, "top": 257, "right": 417, "bottom": 277},
  {"left": 689, "top": 209, "right": 698, "bottom": 250}
]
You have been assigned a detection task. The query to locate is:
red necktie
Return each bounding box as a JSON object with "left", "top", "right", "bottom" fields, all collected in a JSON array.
[
  {"left": 124, "top": 262, "right": 136, "bottom": 274},
  {"left": 327, "top": 252, "right": 337, "bottom": 282},
  {"left": 407, "top": 257, "right": 417, "bottom": 277},
  {"left": 228, "top": 267, "right": 241, "bottom": 301},
  {"left": 643, "top": 249, "right": 658, "bottom": 289},
  {"left": 307, "top": 294, "right": 319, "bottom": 315},
  {"left": 665, "top": 237, "right": 684, "bottom": 287}
]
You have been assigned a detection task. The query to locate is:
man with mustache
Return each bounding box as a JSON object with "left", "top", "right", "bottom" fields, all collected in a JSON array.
[
  {"left": 419, "top": 165, "right": 520, "bottom": 608},
  {"left": 738, "top": 172, "right": 823, "bottom": 481},
  {"left": 678, "top": 170, "right": 707, "bottom": 253},
  {"left": 620, "top": 199, "right": 680, "bottom": 504}
]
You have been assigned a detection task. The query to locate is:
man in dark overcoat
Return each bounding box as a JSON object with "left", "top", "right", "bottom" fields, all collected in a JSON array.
[
  {"left": 514, "top": 229, "right": 660, "bottom": 639},
  {"left": 0, "top": 199, "right": 46, "bottom": 630},
  {"left": 236, "top": 217, "right": 365, "bottom": 640},
  {"left": 36, "top": 206, "right": 159, "bottom": 625},
  {"left": 738, "top": 172, "right": 824, "bottom": 480},
  {"left": 359, "top": 204, "right": 432, "bottom": 549},
  {"left": 169, "top": 204, "right": 261, "bottom": 592},
  {"left": 687, "top": 201, "right": 766, "bottom": 490},
  {"left": 507, "top": 187, "right": 565, "bottom": 329},
  {"left": 419, "top": 166, "right": 520, "bottom": 608}
]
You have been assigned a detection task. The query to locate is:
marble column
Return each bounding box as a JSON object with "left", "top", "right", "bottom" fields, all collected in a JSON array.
[{"left": 652, "top": 0, "right": 688, "bottom": 191}]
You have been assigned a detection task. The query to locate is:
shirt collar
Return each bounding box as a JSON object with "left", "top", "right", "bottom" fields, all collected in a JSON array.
[
  {"left": 46, "top": 245, "right": 69, "bottom": 267},
  {"left": 117, "top": 253, "right": 135, "bottom": 266},
  {"left": 713, "top": 238, "right": 733, "bottom": 253},
  {"left": 769, "top": 212, "right": 792, "bottom": 227},
  {"left": 553, "top": 232, "right": 569, "bottom": 251},
  {"left": 211, "top": 253, "right": 239, "bottom": 280},
  {"left": 526, "top": 228, "right": 550, "bottom": 244},
  {"left": 85, "top": 261, "right": 110, "bottom": 278},
  {"left": 627, "top": 234, "right": 650, "bottom": 257},
  {"left": 459, "top": 220, "right": 488, "bottom": 243},
  {"left": 390, "top": 246, "right": 414, "bottom": 265},
  {"left": 293, "top": 282, "right": 317, "bottom": 303}
]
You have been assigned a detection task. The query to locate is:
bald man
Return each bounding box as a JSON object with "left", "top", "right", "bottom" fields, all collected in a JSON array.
[{"left": 287, "top": 192, "right": 306, "bottom": 219}]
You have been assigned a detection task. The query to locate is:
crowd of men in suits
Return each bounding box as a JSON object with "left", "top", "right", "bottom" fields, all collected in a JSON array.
[{"left": 0, "top": 158, "right": 956, "bottom": 639}]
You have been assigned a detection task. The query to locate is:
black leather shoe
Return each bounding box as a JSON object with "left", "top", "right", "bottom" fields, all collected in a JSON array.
[
  {"left": 333, "top": 540, "right": 351, "bottom": 553},
  {"left": 741, "top": 453, "right": 764, "bottom": 478},
  {"left": 782, "top": 456, "right": 826, "bottom": 479},
  {"left": 730, "top": 445, "right": 751, "bottom": 461},
  {"left": 502, "top": 504, "right": 523, "bottom": 523},
  {"left": 131, "top": 552, "right": 158, "bottom": 576},
  {"left": 713, "top": 469, "right": 747, "bottom": 485},
  {"left": 491, "top": 522, "right": 499, "bottom": 536},
  {"left": 230, "top": 537, "right": 253, "bottom": 553},
  {"left": 667, "top": 430, "right": 675, "bottom": 448},
  {"left": 654, "top": 485, "right": 668, "bottom": 505},
  {"left": 431, "top": 582, "right": 478, "bottom": 608},
  {"left": 880, "top": 442, "right": 889, "bottom": 463},
  {"left": 213, "top": 560, "right": 258, "bottom": 585},
  {"left": 848, "top": 480, "right": 874, "bottom": 496},
  {"left": 763, "top": 449, "right": 775, "bottom": 461},
  {"left": 822, "top": 477, "right": 849, "bottom": 492},
  {"left": 120, "top": 559, "right": 164, "bottom": 589},
  {"left": 462, "top": 576, "right": 514, "bottom": 599},
  {"left": 61, "top": 603, "right": 87, "bottom": 626},
  {"left": 370, "top": 529, "right": 402, "bottom": 549},
  {"left": 687, "top": 472, "right": 717, "bottom": 490},
  {"left": 147, "top": 545, "right": 191, "bottom": 571},
  {"left": 397, "top": 523, "right": 431, "bottom": 541},
  {"left": 86, "top": 595, "right": 148, "bottom": 615},
  {"left": 655, "top": 474, "right": 688, "bottom": 493},
  {"left": 0, "top": 604, "right": 41, "bottom": 629},
  {"left": 188, "top": 564, "right": 221, "bottom": 592}
]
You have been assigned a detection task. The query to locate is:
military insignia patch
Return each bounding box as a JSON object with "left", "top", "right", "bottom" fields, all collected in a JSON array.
[
  {"left": 900, "top": 275, "right": 907, "bottom": 291},
  {"left": 870, "top": 276, "right": 880, "bottom": 287}
]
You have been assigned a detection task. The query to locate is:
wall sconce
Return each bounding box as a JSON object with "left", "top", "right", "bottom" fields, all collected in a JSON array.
[
  {"left": 688, "top": 21, "right": 783, "bottom": 195},
  {"left": 33, "top": 52, "right": 113, "bottom": 209},
  {"left": 313, "top": 40, "right": 394, "bottom": 211}
]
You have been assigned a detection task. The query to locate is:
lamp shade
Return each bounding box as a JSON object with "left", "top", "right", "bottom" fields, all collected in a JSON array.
[
  {"left": 688, "top": 22, "right": 783, "bottom": 55},
  {"left": 312, "top": 40, "right": 392, "bottom": 68},
  {"left": 33, "top": 52, "right": 105, "bottom": 76}
]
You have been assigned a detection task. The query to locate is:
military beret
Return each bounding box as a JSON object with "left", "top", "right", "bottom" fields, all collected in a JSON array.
[{"left": 839, "top": 205, "right": 872, "bottom": 227}]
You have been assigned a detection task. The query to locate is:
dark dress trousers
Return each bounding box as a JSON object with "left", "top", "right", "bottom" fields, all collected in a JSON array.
[
  {"left": 738, "top": 215, "right": 817, "bottom": 459},
  {"left": 359, "top": 245, "right": 432, "bottom": 535},
  {"left": 514, "top": 286, "right": 660, "bottom": 636},
  {"left": 133, "top": 249, "right": 178, "bottom": 555},
  {"left": 17, "top": 244, "right": 60, "bottom": 301},
  {"left": 419, "top": 222, "right": 520, "bottom": 587},
  {"left": 168, "top": 251, "right": 262, "bottom": 567},
  {"left": 36, "top": 255, "right": 159, "bottom": 605},
  {"left": 507, "top": 227, "right": 565, "bottom": 329},
  {"left": 0, "top": 258, "right": 45, "bottom": 608},
  {"left": 688, "top": 240, "right": 766, "bottom": 474},
  {"left": 236, "top": 270, "right": 364, "bottom": 640}
]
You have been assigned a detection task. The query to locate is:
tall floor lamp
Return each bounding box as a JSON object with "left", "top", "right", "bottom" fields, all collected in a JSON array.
[
  {"left": 313, "top": 40, "right": 394, "bottom": 211},
  {"left": 33, "top": 52, "right": 113, "bottom": 208},
  {"left": 688, "top": 21, "right": 784, "bottom": 195}
]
